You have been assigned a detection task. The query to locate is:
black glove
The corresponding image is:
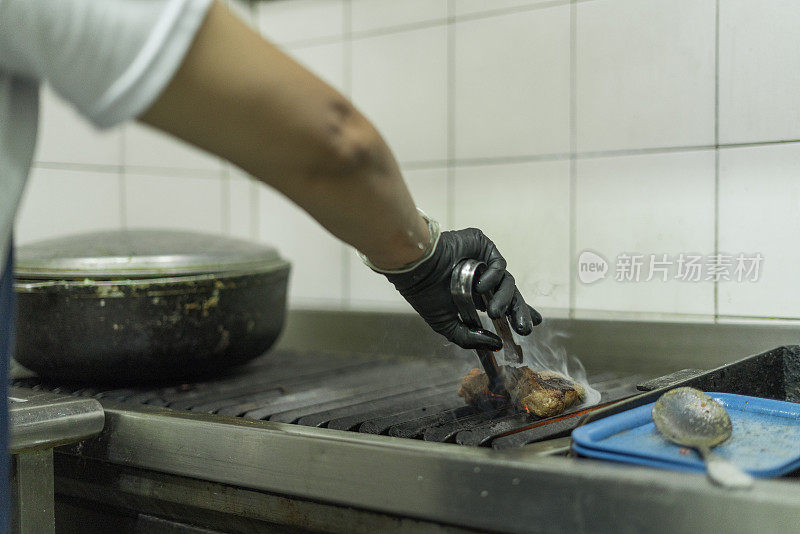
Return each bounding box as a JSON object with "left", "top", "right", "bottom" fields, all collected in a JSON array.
[{"left": 384, "top": 228, "right": 542, "bottom": 351}]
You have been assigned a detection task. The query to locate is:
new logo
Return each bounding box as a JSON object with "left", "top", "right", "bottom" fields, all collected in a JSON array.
[{"left": 577, "top": 250, "right": 608, "bottom": 284}]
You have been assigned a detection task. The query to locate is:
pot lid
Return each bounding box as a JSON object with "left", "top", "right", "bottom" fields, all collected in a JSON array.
[{"left": 14, "top": 230, "right": 289, "bottom": 280}]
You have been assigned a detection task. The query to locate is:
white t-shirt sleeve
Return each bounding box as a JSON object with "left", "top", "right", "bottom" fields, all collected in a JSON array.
[{"left": 0, "top": 0, "right": 212, "bottom": 128}]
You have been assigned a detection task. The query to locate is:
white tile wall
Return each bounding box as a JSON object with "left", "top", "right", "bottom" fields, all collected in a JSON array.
[
  {"left": 351, "top": 26, "right": 447, "bottom": 164},
  {"left": 36, "top": 87, "right": 122, "bottom": 167},
  {"left": 452, "top": 0, "right": 553, "bottom": 18},
  {"left": 19, "top": 0, "right": 800, "bottom": 323},
  {"left": 453, "top": 160, "right": 571, "bottom": 311},
  {"left": 576, "top": 0, "right": 715, "bottom": 152},
  {"left": 124, "top": 123, "right": 224, "bottom": 173},
  {"left": 716, "top": 317, "right": 800, "bottom": 327},
  {"left": 349, "top": 167, "right": 449, "bottom": 310},
  {"left": 454, "top": 5, "right": 570, "bottom": 159},
  {"left": 351, "top": 0, "right": 446, "bottom": 33},
  {"left": 226, "top": 0, "right": 254, "bottom": 23},
  {"left": 16, "top": 169, "right": 122, "bottom": 245},
  {"left": 124, "top": 172, "right": 224, "bottom": 234},
  {"left": 719, "top": 0, "right": 800, "bottom": 144},
  {"left": 286, "top": 42, "right": 346, "bottom": 94},
  {"left": 227, "top": 166, "right": 259, "bottom": 240},
  {"left": 257, "top": 184, "right": 345, "bottom": 307},
  {"left": 718, "top": 144, "right": 800, "bottom": 319},
  {"left": 256, "top": 0, "right": 344, "bottom": 45},
  {"left": 574, "top": 151, "right": 716, "bottom": 316}
]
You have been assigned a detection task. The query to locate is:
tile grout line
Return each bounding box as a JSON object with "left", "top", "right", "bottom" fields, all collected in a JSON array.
[
  {"left": 713, "top": 0, "right": 720, "bottom": 323},
  {"left": 568, "top": 0, "right": 578, "bottom": 320},
  {"left": 221, "top": 166, "right": 231, "bottom": 235},
  {"left": 446, "top": 1, "right": 456, "bottom": 231},
  {"left": 248, "top": 1, "right": 261, "bottom": 245},
  {"left": 242, "top": 4, "right": 257, "bottom": 237},
  {"left": 452, "top": 0, "right": 573, "bottom": 24},
  {"left": 340, "top": 0, "right": 353, "bottom": 310},
  {"left": 32, "top": 137, "right": 800, "bottom": 179},
  {"left": 119, "top": 127, "right": 127, "bottom": 230},
  {"left": 119, "top": 171, "right": 128, "bottom": 230},
  {"left": 223, "top": 0, "right": 258, "bottom": 238},
  {"left": 713, "top": 153, "right": 720, "bottom": 320},
  {"left": 249, "top": 179, "right": 260, "bottom": 241},
  {"left": 219, "top": 2, "right": 231, "bottom": 234},
  {"left": 716, "top": 315, "right": 800, "bottom": 323},
  {"left": 282, "top": 0, "right": 573, "bottom": 50},
  {"left": 246, "top": 2, "right": 264, "bottom": 241},
  {"left": 399, "top": 138, "right": 800, "bottom": 170},
  {"left": 34, "top": 161, "right": 228, "bottom": 180}
]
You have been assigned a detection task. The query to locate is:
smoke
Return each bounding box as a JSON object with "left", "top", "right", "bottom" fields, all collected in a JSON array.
[{"left": 484, "top": 317, "right": 601, "bottom": 409}]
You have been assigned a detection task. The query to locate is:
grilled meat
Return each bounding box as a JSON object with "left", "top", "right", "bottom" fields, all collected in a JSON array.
[
  {"left": 508, "top": 366, "right": 586, "bottom": 417},
  {"left": 458, "top": 366, "right": 586, "bottom": 417},
  {"left": 457, "top": 368, "right": 492, "bottom": 405}
]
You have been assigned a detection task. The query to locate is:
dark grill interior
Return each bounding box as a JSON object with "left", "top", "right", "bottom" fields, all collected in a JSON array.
[{"left": 12, "top": 350, "right": 647, "bottom": 448}]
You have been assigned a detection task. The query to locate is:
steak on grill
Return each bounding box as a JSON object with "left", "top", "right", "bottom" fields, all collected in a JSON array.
[{"left": 458, "top": 366, "right": 586, "bottom": 418}]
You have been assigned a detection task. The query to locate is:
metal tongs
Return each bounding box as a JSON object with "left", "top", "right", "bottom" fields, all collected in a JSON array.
[{"left": 450, "top": 259, "right": 524, "bottom": 392}]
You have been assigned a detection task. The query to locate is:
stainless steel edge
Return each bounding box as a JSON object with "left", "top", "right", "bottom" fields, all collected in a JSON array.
[
  {"left": 55, "top": 456, "right": 484, "bottom": 534},
  {"left": 14, "top": 229, "right": 287, "bottom": 280},
  {"left": 275, "top": 310, "right": 800, "bottom": 376},
  {"left": 62, "top": 402, "right": 800, "bottom": 534},
  {"left": 14, "top": 260, "right": 291, "bottom": 291},
  {"left": 9, "top": 388, "right": 105, "bottom": 454},
  {"left": 12, "top": 449, "right": 55, "bottom": 534}
]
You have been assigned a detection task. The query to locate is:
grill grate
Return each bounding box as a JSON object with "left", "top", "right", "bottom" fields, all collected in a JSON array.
[{"left": 12, "top": 349, "right": 647, "bottom": 448}]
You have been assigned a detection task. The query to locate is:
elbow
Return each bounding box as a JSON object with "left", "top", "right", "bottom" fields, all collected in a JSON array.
[{"left": 311, "top": 100, "right": 388, "bottom": 180}]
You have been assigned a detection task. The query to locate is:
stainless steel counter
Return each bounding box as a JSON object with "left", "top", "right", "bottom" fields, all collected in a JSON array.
[
  {"left": 10, "top": 388, "right": 104, "bottom": 534},
  {"left": 10, "top": 387, "right": 104, "bottom": 454},
  {"left": 59, "top": 398, "right": 800, "bottom": 534},
  {"left": 276, "top": 309, "right": 800, "bottom": 376},
  {"left": 51, "top": 311, "right": 800, "bottom": 534}
]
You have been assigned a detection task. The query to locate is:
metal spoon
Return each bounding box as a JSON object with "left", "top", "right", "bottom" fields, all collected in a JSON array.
[{"left": 652, "top": 387, "right": 753, "bottom": 489}]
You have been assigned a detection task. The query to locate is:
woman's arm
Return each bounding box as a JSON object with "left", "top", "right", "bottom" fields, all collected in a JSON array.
[
  {"left": 140, "top": 1, "right": 428, "bottom": 270},
  {"left": 141, "top": 1, "right": 541, "bottom": 350}
]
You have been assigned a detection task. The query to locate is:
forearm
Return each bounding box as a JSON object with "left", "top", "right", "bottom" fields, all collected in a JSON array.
[
  {"left": 140, "top": 1, "right": 428, "bottom": 269},
  {"left": 243, "top": 106, "right": 429, "bottom": 269}
]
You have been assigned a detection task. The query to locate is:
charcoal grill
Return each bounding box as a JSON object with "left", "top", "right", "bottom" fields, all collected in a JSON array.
[{"left": 12, "top": 349, "right": 645, "bottom": 449}]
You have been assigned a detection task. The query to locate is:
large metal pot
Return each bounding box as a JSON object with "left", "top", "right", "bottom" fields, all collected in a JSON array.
[{"left": 13, "top": 230, "right": 291, "bottom": 384}]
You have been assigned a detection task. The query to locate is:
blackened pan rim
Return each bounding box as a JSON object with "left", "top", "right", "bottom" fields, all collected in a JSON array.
[
  {"left": 13, "top": 260, "right": 291, "bottom": 292},
  {"left": 14, "top": 230, "right": 289, "bottom": 280},
  {"left": 15, "top": 258, "right": 291, "bottom": 280}
]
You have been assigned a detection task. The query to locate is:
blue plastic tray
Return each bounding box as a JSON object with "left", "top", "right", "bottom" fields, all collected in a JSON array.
[{"left": 571, "top": 393, "right": 800, "bottom": 477}]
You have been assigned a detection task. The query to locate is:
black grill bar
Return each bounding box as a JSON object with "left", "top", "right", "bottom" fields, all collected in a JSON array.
[
  {"left": 323, "top": 387, "right": 458, "bottom": 430},
  {"left": 357, "top": 397, "right": 466, "bottom": 434},
  {"left": 11, "top": 350, "right": 652, "bottom": 449},
  {"left": 455, "top": 413, "right": 538, "bottom": 447},
  {"left": 423, "top": 407, "right": 512, "bottom": 442},
  {"left": 239, "top": 361, "right": 461, "bottom": 421},
  {"left": 166, "top": 357, "right": 386, "bottom": 410},
  {"left": 186, "top": 359, "right": 412, "bottom": 415},
  {"left": 288, "top": 382, "right": 453, "bottom": 426},
  {"left": 386, "top": 406, "right": 478, "bottom": 439}
]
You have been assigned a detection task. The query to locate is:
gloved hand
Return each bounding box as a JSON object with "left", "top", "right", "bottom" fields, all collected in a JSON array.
[{"left": 384, "top": 228, "right": 542, "bottom": 351}]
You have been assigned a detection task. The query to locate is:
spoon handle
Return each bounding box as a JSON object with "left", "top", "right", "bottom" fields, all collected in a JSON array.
[{"left": 697, "top": 446, "right": 754, "bottom": 489}]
